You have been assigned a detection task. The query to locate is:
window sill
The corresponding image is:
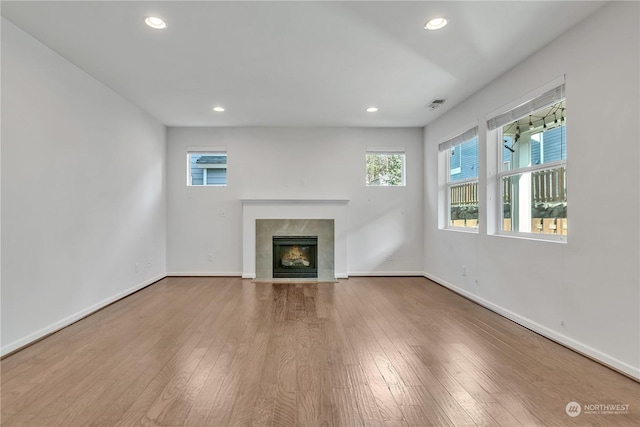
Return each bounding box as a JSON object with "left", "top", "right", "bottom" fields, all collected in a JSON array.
[
  {"left": 491, "top": 231, "right": 567, "bottom": 244},
  {"left": 442, "top": 226, "right": 479, "bottom": 234}
]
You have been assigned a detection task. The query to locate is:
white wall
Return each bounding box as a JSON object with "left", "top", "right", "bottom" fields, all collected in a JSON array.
[
  {"left": 167, "top": 127, "right": 423, "bottom": 276},
  {"left": 1, "top": 18, "right": 167, "bottom": 355},
  {"left": 4, "top": 1, "right": 634, "bottom": 380},
  {"left": 423, "top": 2, "right": 639, "bottom": 379}
]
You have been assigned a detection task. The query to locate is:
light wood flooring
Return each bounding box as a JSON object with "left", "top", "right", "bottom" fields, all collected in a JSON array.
[{"left": 1, "top": 276, "right": 639, "bottom": 426}]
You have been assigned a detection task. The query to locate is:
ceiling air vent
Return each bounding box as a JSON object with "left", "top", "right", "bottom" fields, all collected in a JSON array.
[{"left": 426, "top": 99, "right": 446, "bottom": 111}]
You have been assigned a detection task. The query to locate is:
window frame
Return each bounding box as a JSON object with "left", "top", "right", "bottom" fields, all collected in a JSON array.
[
  {"left": 187, "top": 147, "right": 228, "bottom": 187},
  {"left": 439, "top": 127, "right": 479, "bottom": 232},
  {"left": 488, "top": 82, "right": 567, "bottom": 242},
  {"left": 365, "top": 147, "right": 406, "bottom": 187}
]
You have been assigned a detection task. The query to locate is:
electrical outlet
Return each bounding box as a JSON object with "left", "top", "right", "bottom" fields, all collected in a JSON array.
[
  {"left": 387, "top": 253, "right": 393, "bottom": 261},
  {"left": 220, "top": 210, "right": 226, "bottom": 218},
  {"left": 208, "top": 253, "right": 214, "bottom": 262},
  {"left": 147, "top": 258, "right": 152, "bottom": 268},
  {"left": 134, "top": 262, "right": 139, "bottom": 273},
  {"left": 461, "top": 265, "right": 467, "bottom": 276}
]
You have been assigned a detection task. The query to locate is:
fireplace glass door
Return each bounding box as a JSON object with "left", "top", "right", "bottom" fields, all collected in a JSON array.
[{"left": 272, "top": 236, "right": 318, "bottom": 278}]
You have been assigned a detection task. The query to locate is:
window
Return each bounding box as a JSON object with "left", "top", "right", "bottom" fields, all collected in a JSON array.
[
  {"left": 488, "top": 84, "right": 566, "bottom": 239},
  {"left": 188, "top": 150, "right": 227, "bottom": 186},
  {"left": 366, "top": 148, "right": 405, "bottom": 186},
  {"left": 439, "top": 127, "right": 479, "bottom": 229}
]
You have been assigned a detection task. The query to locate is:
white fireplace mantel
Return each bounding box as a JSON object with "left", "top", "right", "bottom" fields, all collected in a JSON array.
[{"left": 241, "top": 199, "right": 349, "bottom": 279}]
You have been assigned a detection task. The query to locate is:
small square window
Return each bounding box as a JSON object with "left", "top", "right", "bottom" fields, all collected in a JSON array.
[
  {"left": 366, "top": 150, "right": 406, "bottom": 186},
  {"left": 188, "top": 152, "right": 227, "bottom": 186}
]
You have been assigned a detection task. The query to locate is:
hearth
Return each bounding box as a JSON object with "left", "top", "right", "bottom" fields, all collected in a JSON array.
[{"left": 272, "top": 236, "right": 318, "bottom": 278}]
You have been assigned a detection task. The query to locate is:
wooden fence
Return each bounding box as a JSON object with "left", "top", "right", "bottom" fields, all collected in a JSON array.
[
  {"left": 450, "top": 167, "right": 567, "bottom": 208},
  {"left": 502, "top": 218, "right": 568, "bottom": 235},
  {"left": 502, "top": 166, "right": 566, "bottom": 205},
  {"left": 450, "top": 167, "right": 567, "bottom": 234},
  {"left": 450, "top": 181, "right": 479, "bottom": 207}
]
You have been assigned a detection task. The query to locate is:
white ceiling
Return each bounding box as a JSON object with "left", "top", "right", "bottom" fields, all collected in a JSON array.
[{"left": 1, "top": 1, "right": 605, "bottom": 127}]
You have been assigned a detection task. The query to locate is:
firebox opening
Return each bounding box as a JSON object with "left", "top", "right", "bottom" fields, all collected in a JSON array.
[{"left": 273, "top": 236, "right": 318, "bottom": 278}]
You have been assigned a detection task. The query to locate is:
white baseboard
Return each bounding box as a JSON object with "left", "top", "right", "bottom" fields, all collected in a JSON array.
[
  {"left": 348, "top": 271, "right": 424, "bottom": 277},
  {"left": 335, "top": 273, "right": 349, "bottom": 279},
  {"left": 1, "top": 274, "right": 167, "bottom": 357},
  {"left": 167, "top": 272, "right": 243, "bottom": 277},
  {"left": 423, "top": 272, "right": 640, "bottom": 381}
]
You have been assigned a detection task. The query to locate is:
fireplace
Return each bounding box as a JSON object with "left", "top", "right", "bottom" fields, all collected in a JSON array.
[{"left": 272, "top": 236, "right": 318, "bottom": 278}]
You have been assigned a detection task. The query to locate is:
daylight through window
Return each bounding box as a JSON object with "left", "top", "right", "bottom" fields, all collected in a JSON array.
[
  {"left": 439, "top": 127, "right": 479, "bottom": 229},
  {"left": 188, "top": 151, "right": 227, "bottom": 186},
  {"left": 366, "top": 148, "right": 405, "bottom": 186},
  {"left": 489, "top": 85, "right": 566, "bottom": 238}
]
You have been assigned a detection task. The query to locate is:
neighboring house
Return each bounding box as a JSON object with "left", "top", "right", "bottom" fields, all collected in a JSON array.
[
  {"left": 449, "top": 139, "right": 478, "bottom": 182},
  {"left": 531, "top": 125, "right": 566, "bottom": 165},
  {"left": 450, "top": 124, "right": 567, "bottom": 181},
  {"left": 189, "top": 154, "right": 227, "bottom": 186},
  {"left": 450, "top": 124, "right": 567, "bottom": 226}
]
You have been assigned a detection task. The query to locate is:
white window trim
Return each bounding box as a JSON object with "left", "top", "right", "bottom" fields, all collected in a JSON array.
[
  {"left": 187, "top": 149, "right": 228, "bottom": 187},
  {"left": 488, "top": 80, "right": 567, "bottom": 243},
  {"left": 495, "top": 137, "right": 567, "bottom": 242},
  {"left": 365, "top": 148, "right": 406, "bottom": 187},
  {"left": 446, "top": 177, "right": 479, "bottom": 232},
  {"left": 366, "top": 146, "right": 405, "bottom": 153},
  {"left": 439, "top": 126, "right": 479, "bottom": 232},
  {"left": 495, "top": 175, "right": 567, "bottom": 242}
]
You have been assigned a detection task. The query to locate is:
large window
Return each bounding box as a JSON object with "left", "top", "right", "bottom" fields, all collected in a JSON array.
[
  {"left": 188, "top": 150, "right": 227, "bottom": 186},
  {"left": 366, "top": 148, "right": 405, "bottom": 186},
  {"left": 439, "top": 127, "right": 479, "bottom": 229},
  {"left": 488, "top": 84, "right": 566, "bottom": 239}
]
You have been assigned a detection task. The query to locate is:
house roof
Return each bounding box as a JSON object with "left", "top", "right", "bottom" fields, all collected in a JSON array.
[{"left": 195, "top": 156, "right": 227, "bottom": 165}]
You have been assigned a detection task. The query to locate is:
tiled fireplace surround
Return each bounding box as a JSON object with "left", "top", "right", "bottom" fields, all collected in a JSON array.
[
  {"left": 241, "top": 199, "right": 349, "bottom": 280},
  {"left": 257, "top": 219, "right": 333, "bottom": 280}
]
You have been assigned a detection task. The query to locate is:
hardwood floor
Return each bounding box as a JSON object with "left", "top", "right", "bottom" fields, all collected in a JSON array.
[{"left": 1, "top": 276, "right": 639, "bottom": 426}]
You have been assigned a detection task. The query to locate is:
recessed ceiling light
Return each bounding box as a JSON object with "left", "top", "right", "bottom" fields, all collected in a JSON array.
[
  {"left": 424, "top": 17, "right": 447, "bottom": 30},
  {"left": 213, "top": 106, "right": 225, "bottom": 112},
  {"left": 366, "top": 107, "right": 379, "bottom": 113},
  {"left": 145, "top": 17, "right": 167, "bottom": 29}
]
